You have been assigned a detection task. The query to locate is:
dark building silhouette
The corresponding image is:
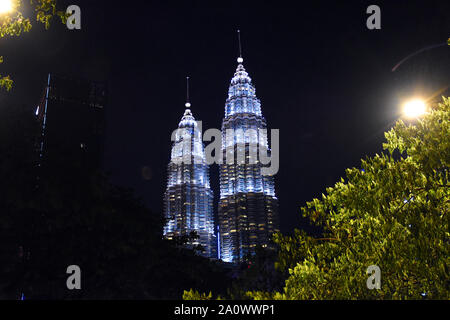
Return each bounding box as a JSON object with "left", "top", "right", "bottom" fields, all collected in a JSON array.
[{"left": 35, "top": 73, "right": 107, "bottom": 183}]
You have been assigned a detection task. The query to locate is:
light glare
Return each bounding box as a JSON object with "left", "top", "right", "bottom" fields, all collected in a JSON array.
[
  {"left": 403, "top": 99, "right": 426, "bottom": 119},
  {"left": 0, "top": 0, "right": 13, "bottom": 14}
]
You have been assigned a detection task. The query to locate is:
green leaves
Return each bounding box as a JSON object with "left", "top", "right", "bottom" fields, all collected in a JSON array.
[
  {"left": 247, "top": 97, "right": 450, "bottom": 300},
  {"left": 183, "top": 290, "right": 214, "bottom": 300},
  {"left": 0, "top": 55, "right": 13, "bottom": 90},
  {"left": 0, "top": 75, "right": 13, "bottom": 91},
  {"left": 0, "top": 0, "right": 66, "bottom": 91},
  {"left": 33, "top": 0, "right": 68, "bottom": 29},
  {"left": 0, "top": 9, "right": 32, "bottom": 38}
]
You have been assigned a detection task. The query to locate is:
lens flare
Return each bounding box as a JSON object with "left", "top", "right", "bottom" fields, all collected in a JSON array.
[
  {"left": 0, "top": 0, "right": 13, "bottom": 14},
  {"left": 403, "top": 99, "right": 427, "bottom": 119}
]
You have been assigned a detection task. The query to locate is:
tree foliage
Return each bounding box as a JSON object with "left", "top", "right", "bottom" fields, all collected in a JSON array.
[
  {"left": 187, "top": 97, "right": 449, "bottom": 300},
  {"left": 183, "top": 289, "right": 215, "bottom": 300},
  {"left": 226, "top": 247, "right": 286, "bottom": 300},
  {"left": 249, "top": 97, "right": 449, "bottom": 299},
  {"left": 0, "top": 103, "right": 230, "bottom": 299},
  {"left": 0, "top": 0, "right": 66, "bottom": 90}
]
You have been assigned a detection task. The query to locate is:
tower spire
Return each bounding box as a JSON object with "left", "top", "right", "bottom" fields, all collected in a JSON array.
[
  {"left": 185, "top": 76, "right": 191, "bottom": 108},
  {"left": 237, "top": 30, "right": 243, "bottom": 64}
]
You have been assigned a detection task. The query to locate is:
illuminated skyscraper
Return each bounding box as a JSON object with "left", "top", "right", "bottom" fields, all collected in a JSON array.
[
  {"left": 163, "top": 80, "right": 217, "bottom": 259},
  {"left": 218, "top": 39, "right": 280, "bottom": 263}
]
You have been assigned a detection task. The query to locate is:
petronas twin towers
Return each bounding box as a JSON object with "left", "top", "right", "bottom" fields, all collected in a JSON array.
[
  {"left": 163, "top": 45, "right": 279, "bottom": 263},
  {"left": 163, "top": 107, "right": 217, "bottom": 258}
]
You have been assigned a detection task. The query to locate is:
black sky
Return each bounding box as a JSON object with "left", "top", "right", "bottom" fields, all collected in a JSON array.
[{"left": 1, "top": 0, "right": 449, "bottom": 234}]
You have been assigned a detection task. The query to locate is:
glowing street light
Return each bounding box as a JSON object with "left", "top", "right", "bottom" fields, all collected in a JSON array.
[
  {"left": 402, "top": 98, "right": 427, "bottom": 119},
  {"left": 0, "top": 0, "right": 13, "bottom": 14}
]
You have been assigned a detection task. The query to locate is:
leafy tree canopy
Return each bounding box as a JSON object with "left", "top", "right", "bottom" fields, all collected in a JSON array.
[
  {"left": 0, "top": 0, "right": 66, "bottom": 90},
  {"left": 186, "top": 97, "right": 449, "bottom": 300},
  {"left": 0, "top": 103, "right": 230, "bottom": 299}
]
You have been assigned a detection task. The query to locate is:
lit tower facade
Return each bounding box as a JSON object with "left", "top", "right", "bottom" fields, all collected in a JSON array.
[
  {"left": 163, "top": 79, "right": 217, "bottom": 259},
  {"left": 218, "top": 36, "right": 279, "bottom": 263}
]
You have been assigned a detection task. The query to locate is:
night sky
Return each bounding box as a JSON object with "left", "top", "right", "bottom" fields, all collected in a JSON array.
[{"left": 1, "top": 0, "right": 448, "bottom": 234}]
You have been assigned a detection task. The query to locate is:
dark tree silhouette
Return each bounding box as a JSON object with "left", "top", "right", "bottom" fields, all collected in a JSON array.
[{"left": 0, "top": 103, "right": 229, "bottom": 299}]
